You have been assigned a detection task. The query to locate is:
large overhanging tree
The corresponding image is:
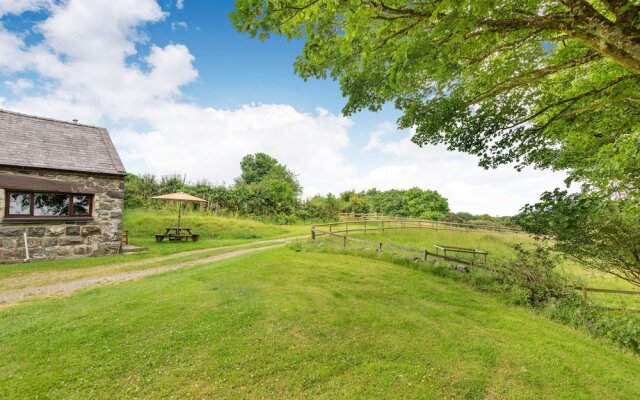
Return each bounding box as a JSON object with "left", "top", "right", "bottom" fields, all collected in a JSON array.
[
  {"left": 232, "top": 0, "right": 640, "bottom": 286},
  {"left": 232, "top": 0, "right": 639, "bottom": 195}
]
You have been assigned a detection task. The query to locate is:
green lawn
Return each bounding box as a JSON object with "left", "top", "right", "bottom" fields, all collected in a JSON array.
[
  {"left": 349, "top": 228, "right": 531, "bottom": 261},
  {"left": 0, "top": 211, "right": 308, "bottom": 281},
  {"left": 346, "top": 229, "right": 640, "bottom": 309},
  {"left": 125, "top": 209, "right": 309, "bottom": 251},
  {"left": 1, "top": 248, "right": 639, "bottom": 399}
]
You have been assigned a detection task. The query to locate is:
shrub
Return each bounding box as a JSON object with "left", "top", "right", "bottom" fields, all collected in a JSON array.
[
  {"left": 547, "top": 295, "right": 640, "bottom": 354},
  {"left": 496, "top": 244, "right": 567, "bottom": 307}
]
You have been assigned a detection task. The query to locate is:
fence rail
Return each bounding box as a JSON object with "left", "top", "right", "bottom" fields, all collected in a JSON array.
[
  {"left": 573, "top": 286, "right": 640, "bottom": 300},
  {"left": 311, "top": 226, "right": 488, "bottom": 268},
  {"left": 316, "top": 216, "right": 523, "bottom": 237},
  {"left": 311, "top": 224, "right": 640, "bottom": 309}
]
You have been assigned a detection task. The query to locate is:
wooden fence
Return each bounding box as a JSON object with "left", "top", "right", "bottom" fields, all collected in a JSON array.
[
  {"left": 311, "top": 226, "right": 489, "bottom": 268},
  {"left": 573, "top": 286, "right": 640, "bottom": 301},
  {"left": 311, "top": 223, "right": 640, "bottom": 309},
  {"left": 316, "top": 215, "right": 523, "bottom": 237}
]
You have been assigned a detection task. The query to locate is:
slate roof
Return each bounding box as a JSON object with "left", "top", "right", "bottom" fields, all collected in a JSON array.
[{"left": 0, "top": 109, "right": 126, "bottom": 176}]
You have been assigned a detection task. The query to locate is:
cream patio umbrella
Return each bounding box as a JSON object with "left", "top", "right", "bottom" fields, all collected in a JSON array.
[{"left": 151, "top": 192, "right": 207, "bottom": 231}]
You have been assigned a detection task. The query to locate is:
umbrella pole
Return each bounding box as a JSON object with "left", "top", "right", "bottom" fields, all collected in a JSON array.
[{"left": 177, "top": 202, "right": 182, "bottom": 232}]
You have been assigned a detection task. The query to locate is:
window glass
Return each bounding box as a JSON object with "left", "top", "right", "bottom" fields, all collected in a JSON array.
[
  {"left": 34, "top": 193, "right": 69, "bottom": 216},
  {"left": 8, "top": 193, "right": 30, "bottom": 215},
  {"left": 73, "top": 195, "right": 91, "bottom": 215}
]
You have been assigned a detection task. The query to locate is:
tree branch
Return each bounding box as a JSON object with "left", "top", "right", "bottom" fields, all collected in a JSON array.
[
  {"left": 470, "top": 51, "right": 602, "bottom": 104},
  {"left": 503, "top": 73, "right": 639, "bottom": 129}
]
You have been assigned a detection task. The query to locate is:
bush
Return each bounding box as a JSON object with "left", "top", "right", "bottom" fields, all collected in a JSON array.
[
  {"left": 496, "top": 244, "right": 567, "bottom": 307},
  {"left": 547, "top": 295, "right": 640, "bottom": 354}
]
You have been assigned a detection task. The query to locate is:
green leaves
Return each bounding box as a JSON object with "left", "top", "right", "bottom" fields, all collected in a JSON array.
[
  {"left": 517, "top": 190, "right": 640, "bottom": 288},
  {"left": 231, "top": 0, "right": 640, "bottom": 194}
]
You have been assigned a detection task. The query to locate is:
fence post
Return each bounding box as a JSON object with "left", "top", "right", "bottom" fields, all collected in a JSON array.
[
  {"left": 343, "top": 235, "right": 347, "bottom": 249},
  {"left": 378, "top": 242, "right": 383, "bottom": 253},
  {"left": 124, "top": 230, "right": 129, "bottom": 245},
  {"left": 423, "top": 250, "right": 428, "bottom": 262},
  {"left": 311, "top": 227, "right": 316, "bottom": 241},
  {"left": 582, "top": 287, "right": 588, "bottom": 301},
  {"left": 382, "top": 221, "right": 385, "bottom": 233}
]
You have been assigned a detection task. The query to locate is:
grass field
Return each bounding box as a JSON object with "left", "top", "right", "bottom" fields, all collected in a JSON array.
[
  {"left": 344, "top": 229, "right": 640, "bottom": 309},
  {"left": 348, "top": 228, "right": 531, "bottom": 260},
  {"left": 124, "top": 209, "right": 309, "bottom": 251},
  {"left": 2, "top": 248, "right": 640, "bottom": 399},
  {"left": 0, "top": 211, "right": 308, "bottom": 282}
]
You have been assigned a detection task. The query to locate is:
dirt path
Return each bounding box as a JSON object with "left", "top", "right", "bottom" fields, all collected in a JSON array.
[
  {"left": 0, "top": 240, "right": 294, "bottom": 306},
  {"left": 0, "top": 236, "right": 306, "bottom": 292}
]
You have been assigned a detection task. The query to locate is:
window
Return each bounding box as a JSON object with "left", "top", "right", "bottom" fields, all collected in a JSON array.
[
  {"left": 34, "top": 193, "right": 69, "bottom": 216},
  {"left": 8, "top": 193, "right": 30, "bottom": 215},
  {"left": 5, "top": 192, "right": 93, "bottom": 219}
]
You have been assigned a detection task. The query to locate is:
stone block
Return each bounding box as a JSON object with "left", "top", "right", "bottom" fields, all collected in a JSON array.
[
  {"left": 46, "top": 226, "right": 66, "bottom": 236},
  {"left": 0, "top": 249, "right": 20, "bottom": 260},
  {"left": 56, "top": 247, "right": 73, "bottom": 257},
  {"left": 27, "top": 227, "right": 46, "bottom": 237},
  {"left": 0, "top": 238, "right": 13, "bottom": 248},
  {"left": 59, "top": 236, "right": 84, "bottom": 246},
  {"left": 95, "top": 201, "right": 115, "bottom": 211},
  {"left": 107, "top": 191, "right": 124, "bottom": 199},
  {"left": 105, "top": 242, "right": 122, "bottom": 254},
  {"left": 0, "top": 227, "right": 25, "bottom": 237},
  {"left": 73, "top": 245, "right": 92, "bottom": 256},
  {"left": 27, "top": 238, "right": 42, "bottom": 248},
  {"left": 66, "top": 226, "right": 80, "bottom": 236},
  {"left": 81, "top": 225, "right": 102, "bottom": 236},
  {"left": 44, "top": 247, "right": 58, "bottom": 258},
  {"left": 91, "top": 244, "right": 107, "bottom": 256},
  {"left": 43, "top": 237, "right": 58, "bottom": 247},
  {"left": 30, "top": 249, "right": 47, "bottom": 259}
]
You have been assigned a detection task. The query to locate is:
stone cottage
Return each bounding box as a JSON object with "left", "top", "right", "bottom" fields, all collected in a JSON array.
[{"left": 0, "top": 109, "right": 126, "bottom": 263}]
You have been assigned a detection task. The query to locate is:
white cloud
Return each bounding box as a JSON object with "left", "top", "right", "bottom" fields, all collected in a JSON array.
[
  {"left": 176, "top": 0, "right": 184, "bottom": 10},
  {"left": 171, "top": 21, "right": 188, "bottom": 31},
  {"left": 113, "top": 104, "right": 356, "bottom": 196},
  {"left": 0, "top": 0, "right": 357, "bottom": 199},
  {"left": 0, "top": 0, "right": 569, "bottom": 216},
  {"left": 357, "top": 129, "right": 569, "bottom": 215},
  {"left": 0, "top": 0, "right": 51, "bottom": 16},
  {"left": 4, "top": 78, "right": 33, "bottom": 94}
]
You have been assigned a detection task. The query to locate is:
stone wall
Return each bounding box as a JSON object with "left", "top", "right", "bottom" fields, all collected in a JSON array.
[{"left": 0, "top": 168, "right": 125, "bottom": 263}]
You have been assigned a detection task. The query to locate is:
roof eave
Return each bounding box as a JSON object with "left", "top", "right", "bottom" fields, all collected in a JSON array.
[{"left": 0, "top": 164, "right": 127, "bottom": 179}]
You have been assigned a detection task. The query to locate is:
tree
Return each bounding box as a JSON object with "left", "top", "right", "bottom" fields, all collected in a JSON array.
[
  {"left": 361, "top": 187, "right": 449, "bottom": 219},
  {"left": 339, "top": 191, "right": 370, "bottom": 214},
  {"left": 516, "top": 190, "right": 640, "bottom": 288},
  {"left": 403, "top": 187, "right": 450, "bottom": 219},
  {"left": 237, "top": 152, "right": 302, "bottom": 195},
  {"left": 124, "top": 173, "right": 159, "bottom": 209},
  {"left": 235, "top": 153, "right": 302, "bottom": 216},
  {"left": 232, "top": 0, "right": 639, "bottom": 195},
  {"left": 158, "top": 173, "right": 186, "bottom": 194}
]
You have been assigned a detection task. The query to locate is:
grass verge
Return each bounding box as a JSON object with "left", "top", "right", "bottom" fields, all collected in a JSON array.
[{"left": 1, "top": 248, "right": 639, "bottom": 399}]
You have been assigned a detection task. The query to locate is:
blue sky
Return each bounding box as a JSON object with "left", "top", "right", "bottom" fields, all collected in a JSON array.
[{"left": 0, "top": 0, "right": 567, "bottom": 215}]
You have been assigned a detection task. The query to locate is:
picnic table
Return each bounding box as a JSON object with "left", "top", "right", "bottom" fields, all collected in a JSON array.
[{"left": 155, "top": 227, "right": 200, "bottom": 243}]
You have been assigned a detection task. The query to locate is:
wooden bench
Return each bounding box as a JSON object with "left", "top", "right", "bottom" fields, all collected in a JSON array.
[{"left": 155, "top": 233, "right": 200, "bottom": 242}]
